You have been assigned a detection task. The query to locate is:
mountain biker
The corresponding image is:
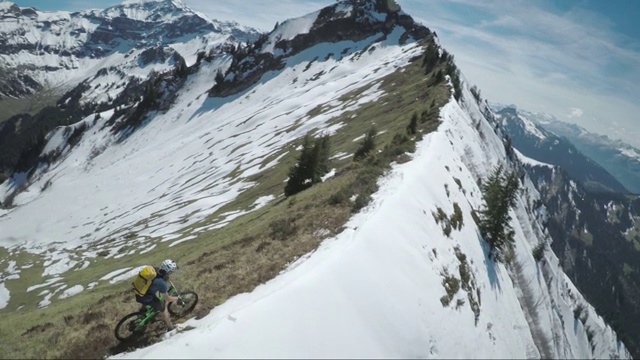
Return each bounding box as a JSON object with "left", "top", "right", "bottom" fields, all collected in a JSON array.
[{"left": 136, "top": 259, "right": 179, "bottom": 331}]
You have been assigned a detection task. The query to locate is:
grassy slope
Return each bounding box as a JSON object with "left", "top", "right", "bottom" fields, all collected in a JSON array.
[{"left": 0, "top": 41, "right": 452, "bottom": 359}]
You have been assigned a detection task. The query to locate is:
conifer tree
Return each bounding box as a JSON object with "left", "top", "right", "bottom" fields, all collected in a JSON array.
[
  {"left": 478, "top": 164, "right": 520, "bottom": 260},
  {"left": 354, "top": 126, "right": 377, "bottom": 161},
  {"left": 313, "top": 134, "right": 331, "bottom": 181},
  {"left": 284, "top": 134, "right": 331, "bottom": 196},
  {"left": 407, "top": 112, "right": 418, "bottom": 135}
]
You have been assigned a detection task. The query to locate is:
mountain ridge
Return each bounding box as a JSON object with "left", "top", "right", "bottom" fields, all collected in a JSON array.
[
  {"left": 493, "top": 104, "right": 640, "bottom": 194},
  {"left": 0, "top": 0, "right": 633, "bottom": 358},
  {"left": 496, "top": 106, "right": 629, "bottom": 194}
]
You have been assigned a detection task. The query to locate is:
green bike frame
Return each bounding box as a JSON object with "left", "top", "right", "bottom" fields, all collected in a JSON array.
[{"left": 133, "top": 290, "right": 173, "bottom": 332}]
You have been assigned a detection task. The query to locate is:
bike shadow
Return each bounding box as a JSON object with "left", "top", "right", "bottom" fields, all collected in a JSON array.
[{"left": 109, "top": 324, "right": 165, "bottom": 356}]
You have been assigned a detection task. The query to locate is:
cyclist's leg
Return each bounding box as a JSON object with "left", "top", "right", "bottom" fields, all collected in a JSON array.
[{"left": 152, "top": 296, "right": 173, "bottom": 330}]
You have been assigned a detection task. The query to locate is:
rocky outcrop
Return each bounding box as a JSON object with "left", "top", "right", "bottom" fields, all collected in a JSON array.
[{"left": 209, "top": 0, "right": 431, "bottom": 98}]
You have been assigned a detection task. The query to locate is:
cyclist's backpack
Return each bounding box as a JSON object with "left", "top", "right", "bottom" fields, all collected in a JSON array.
[{"left": 132, "top": 265, "right": 157, "bottom": 297}]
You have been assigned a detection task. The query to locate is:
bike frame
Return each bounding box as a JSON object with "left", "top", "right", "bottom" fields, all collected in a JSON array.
[{"left": 133, "top": 286, "right": 182, "bottom": 331}]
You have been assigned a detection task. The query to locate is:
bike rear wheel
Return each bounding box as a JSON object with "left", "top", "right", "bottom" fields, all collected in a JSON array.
[
  {"left": 115, "top": 312, "right": 148, "bottom": 342},
  {"left": 168, "top": 291, "right": 198, "bottom": 317}
]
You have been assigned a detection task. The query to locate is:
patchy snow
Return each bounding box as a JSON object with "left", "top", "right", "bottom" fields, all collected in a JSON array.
[
  {"left": 99, "top": 267, "right": 134, "bottom": 281},
  {"left": 0, "top": 0, "right": 257, "bottom": 106},
  {"left": 38, "top": 283, "right": 67, "bottom": 308},
  {"left": 253, "top": 195, "right": 275, "bottom": 208},
  {"left": 109, "top": 266, "right": 146, "bottom": 284},
  {"left": 58, "top": 284, "right": 84, "bottom": 299},
  {"left": 0, "top": 281, "right": 9, "bottom": 309},
  {"left": 26, "top": 277, "right": 64, "bottom": 292},
  {"left": 321, "top": 169, "right": 336, "bottom": 182},
  {"left": 42, "top": 255, "right": 78, "bottom": 277},
  {"left": 619, "top": 147, "right": 640, "bottom": 161},
  {"left": 0, "top": 27, "right": 422, "bottom": 261},
  {"left": 517, "top": 115, "right": 548, "bottom": 140}
]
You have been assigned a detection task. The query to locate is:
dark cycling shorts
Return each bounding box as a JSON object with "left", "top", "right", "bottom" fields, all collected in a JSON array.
[
  {"left": 137, "top": 295, "right": 166, "bottom": 312},
  {"left": 147, "top": 296, "right": 166, "bottom": 312}
]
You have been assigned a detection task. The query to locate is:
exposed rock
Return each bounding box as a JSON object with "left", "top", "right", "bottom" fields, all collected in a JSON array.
[{"left": 210, "top": 0, "right": 430, "bottom": 98}]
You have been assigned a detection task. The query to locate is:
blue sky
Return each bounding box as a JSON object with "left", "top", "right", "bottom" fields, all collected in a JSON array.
[{"left": 9, "top": 0, "right": 640, "bottom": 148}]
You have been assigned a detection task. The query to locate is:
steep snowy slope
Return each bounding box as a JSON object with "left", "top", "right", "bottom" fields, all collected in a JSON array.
[{"left": 113, "top": 60, "right": 629, "bottom": 359}]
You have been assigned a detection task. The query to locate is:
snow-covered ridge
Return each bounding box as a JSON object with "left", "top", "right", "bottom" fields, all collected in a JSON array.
[
  {"left": 259, "top": 0, "right": 422, "bottom": 56},
  {"left": 211, "top": 0, "right": 429, "bottom": 98},
  {"left": 111, "top": 52, "right": 629, "bottom": 359}
]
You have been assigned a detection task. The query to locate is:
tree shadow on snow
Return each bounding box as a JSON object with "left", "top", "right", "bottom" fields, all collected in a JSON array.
[{"left": 478, "top": 233, "right": 502, "bottom": 292}]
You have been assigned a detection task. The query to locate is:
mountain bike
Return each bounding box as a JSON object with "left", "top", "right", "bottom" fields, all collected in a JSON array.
[{"left": 114, "top": 282, "right": 198, "bottom": 342}]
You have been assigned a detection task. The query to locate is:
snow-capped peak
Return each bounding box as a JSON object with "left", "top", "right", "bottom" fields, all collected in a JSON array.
[
  {"left": 93, "top": 0, "right": 194, "bottom": 23},
  {"left": 259, "top": 0, "right": 415, "bottom": 55},
  {"left": 0, "top": 1, "right": 17, "bottom": 11}
]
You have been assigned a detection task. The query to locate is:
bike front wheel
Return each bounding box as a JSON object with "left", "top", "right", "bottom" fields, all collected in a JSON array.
[
  {"left": 114, "top": 312, "right": 147, "bottom": 342},
  {"left": 168, "top": 291, "right": 198, "bottom": 318}
]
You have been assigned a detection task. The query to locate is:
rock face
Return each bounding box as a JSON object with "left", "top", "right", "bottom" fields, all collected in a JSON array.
[
  {"left": 525, "top": 162, "right": 640, "bottom": 357},
  {"left": 0, "top": 0, "right": 259, "bottom": 99}
]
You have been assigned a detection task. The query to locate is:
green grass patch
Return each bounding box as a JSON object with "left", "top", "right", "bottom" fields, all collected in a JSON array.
[{"left": 440, "top": 269, "right": 460, "bottom": 307}]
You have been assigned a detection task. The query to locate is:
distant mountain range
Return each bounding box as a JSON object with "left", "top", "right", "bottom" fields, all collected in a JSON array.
[
  {"left": 493, "top": 104, "right": 640, "bottom": 194},
  {"left": 0, "top": 0, "right": 259, "bottom": 121}
]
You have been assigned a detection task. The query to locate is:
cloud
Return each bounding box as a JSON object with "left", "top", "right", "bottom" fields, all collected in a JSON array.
[
  {"left": 567, "top": 108, "right": 583, "bottom": 118},
  {"left": 399, "top": 0, "right": 640, "bottom": 148}
]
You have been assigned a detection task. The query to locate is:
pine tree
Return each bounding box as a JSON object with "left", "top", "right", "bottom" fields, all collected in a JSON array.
[
  {"left": 354, "top": 127, "right": 377, "bottom": 161},
  {"left": 285, "top": 135, "right": 314, "bottom": 196},
  {"left": 407, "top": 112, "right": 418, "bottom": 135},
  {"left": 313, "top": 134, "right": 331, "bottom": 181},
  {"left": 478, "top": 165, "right": 520, "bottom": 260},
  {"left": 284, "top": 134, "right": 331, "bottom": 196}
]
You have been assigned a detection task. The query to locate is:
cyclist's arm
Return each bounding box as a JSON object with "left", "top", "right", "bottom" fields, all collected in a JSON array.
[{"left": 159, "top": 281, "right": 178, "bottom": 303}]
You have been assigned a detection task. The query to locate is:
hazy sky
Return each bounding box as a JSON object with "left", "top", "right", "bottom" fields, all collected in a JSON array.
[{"left": 10, "top": 0, "right": 640, "bottom": 148}]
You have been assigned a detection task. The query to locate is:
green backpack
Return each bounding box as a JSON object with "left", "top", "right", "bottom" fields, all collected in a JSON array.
[{"left": 132, "top": 265, "right": 157, "bottom": 297}]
